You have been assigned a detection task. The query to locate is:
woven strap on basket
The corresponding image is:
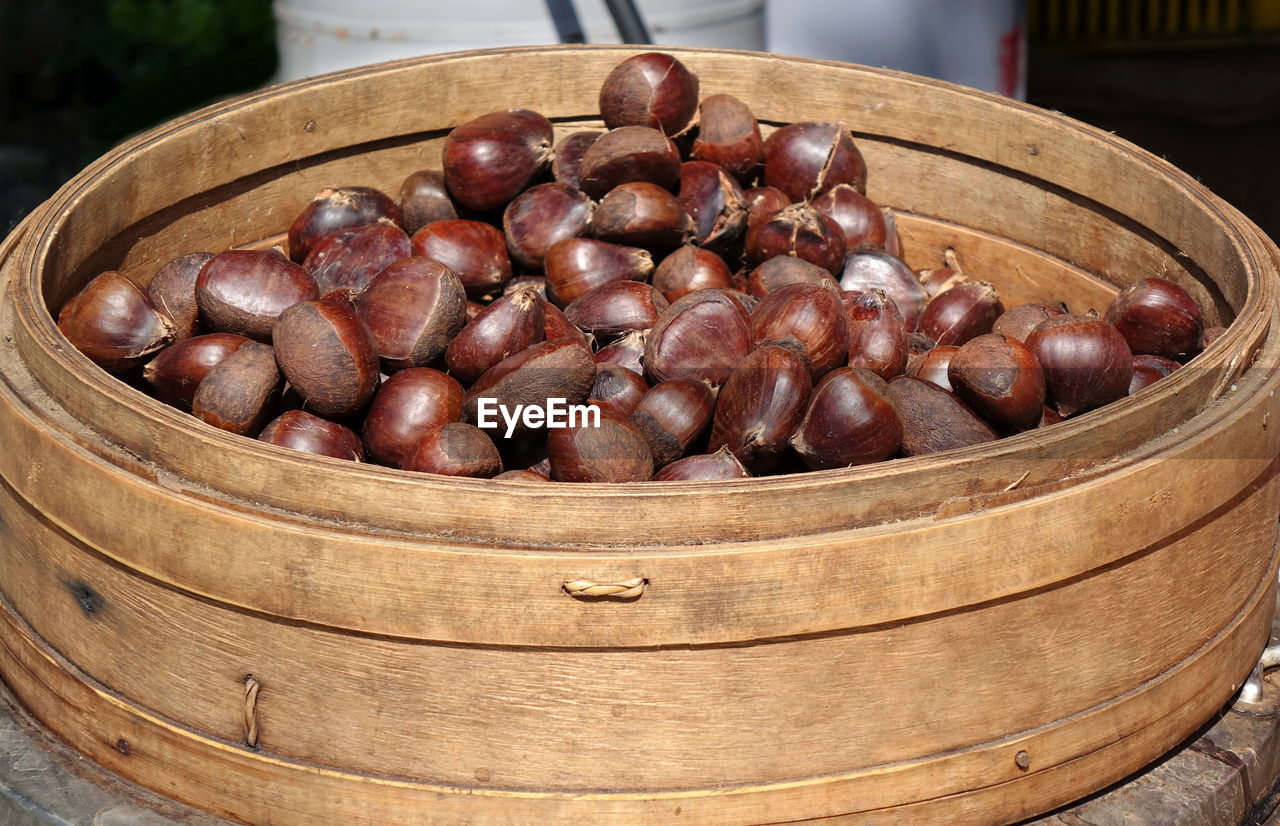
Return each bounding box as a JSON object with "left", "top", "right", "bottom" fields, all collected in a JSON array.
[
  {"left": 243, "top": 675, "right": 261, "bottom": 747},
  {"left": 562, "top": 578, "right": 647, "bottom": 599}
]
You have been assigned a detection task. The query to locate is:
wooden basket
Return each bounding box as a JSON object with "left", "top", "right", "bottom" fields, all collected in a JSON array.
[{"left": 0, "top": 46, "right": 1278, "bottom": 825}]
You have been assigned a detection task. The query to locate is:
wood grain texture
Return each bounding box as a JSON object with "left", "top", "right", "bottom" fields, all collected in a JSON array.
[{"left": 1, "top": 46, "right": 1279, "bottom": 823}]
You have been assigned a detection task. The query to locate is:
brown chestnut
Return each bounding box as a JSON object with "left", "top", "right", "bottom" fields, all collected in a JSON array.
[
  {"left": 543, "top": 237, "right": 654, "bottom": 307},
  {"left": 588, "top": 363, "right": 650, "bottom": 418},
  {"left": 811, "top": 185, "right": 887, "bottom": 251},
  {"left": 398, "top": 169, "right": 457, "bottom": 235},
  {"left": 652, "top": 447, "right": 751, "bottom": 481},
  {"left": 653, "top": 245, "right": 732, "bottom": 302},
  {"left": 1129, "top": 354, "right": 1181, "bottom": 395},
  {"left": 599, "top": 52, "right": 699, "bottom": 136},
  {"left": 1026, "top": 314, "right": 1133, "bottom": 417},
  {"left": 645, "top": 289, "right": 752, "bottom": 386},
  {"left": 882, "top": 209, "right": 904, "bottom": 259},
  {"left": 58, "top": 271, "right": 176, "bottom": 373},
  {"left": 1104, "top": 277, "right": 1204, "bottom": 358},
  {"left": 629, "top": 378, "right": 716, "bottom": 467},
  {"left": 747, "top": 255, "right": 839, "bottom": 298},
  {"left": 593, "top": 181, "right": 693, "bottom": 251},
  {"left": 445, "top": 289, "right": 546, "bottom": 384},
  {"left": 751, "top": 282, "right": 851, "bottom": 380},
  {"left": 595, "top": 329, "right": 647, "bottom": 375},
  {"left": 791, "top": 367, "right": 902, "bottom": 469},
  {"left": 844, "top": 288, "right": 908, "bottom": 379},
  {"left": 355, "top": 257, "right": 468, "bottom": 371},
  {"left": 542, "top": 298, "right": 592, "bottom": 348},
  {"left": 411, "top": 219, "right": 512, "bottom": 301},
  {"left": 744, "top": 185, "right": 791, "bottom": 232},
  {"left": 992, "top": 303, "right": 1065, "bottom": 343},
  {"left": 303, "top": 220, "right": 412, "bottom": 294},
  {"left": 548, "top": 411, "right": 654, "bottom": 482},
  {"left": 919, "top": 281, "right": 1004, "bottom": 347},
  {"left": 191, "top": 340, "right": 281, "bottom": 436},
  {"left": 363, "top": 367, "right": 463, "bottom": 467},
  {"left": 272, "top": 297, "right": 381, "bottom": 419},
  {"left": 709, "top": 344, "right": 813, "bottom": 473},
  {"left": 195, "top": 249, "right": 319, "bottom": 342},
  {"left": 691, "top": 94, "right": 764, "bottom": 184},
  {"left": 763, "top": 122, "right": 866, "bottom": 201},
  {"left": 564, "top": 280, "right": 669, "bottom": 340},
  {"left": 259, "top": 410, "right": 364, "bottom": 461},
  {"left": 552, "top": 131, "right": 601, "bottom": 190},
  {"left": 403, "top": 423, "right": 503, "bottom": 478},
  {"left": 146, "top": 252, "right": 213, "bottom": 341},
  {"left": 494, "top": 469, "right": 551, "bottom": 482},
  {"left": 947, "top": 333, "right": 1046, "bottom": 434},
  {"left": 503, "top": 182, "right": 594, "bottom": 271},
  {"left": 462, "top": 338, "right": 596, "bottom": 428},
  {"left": 884, "top": 375, "right": 998, "bottom": 456},
  {"left": 287, "top": 186, "right": 400, "bottom": 263},
  {"left": 578, "top": 126, "right": 682, "bottom": 199},
  {"left": 504, "top": 276, "right": 548, "bottom": 298},
  {"left": 838, "top": 250, "right": 928, "bottom": 331},
  {"left": 677, "top": 161, "right": 747, "bottom": 257},
  {"left": 910, "top": 344, "right": 960, "bottom": 392},
  {"left": 442, "top": 109, "right": 554, "bottom": 212},
  {"left": 745, "top": 202, "right": 847, "bottom": 275},
  {"left": 144, "top": 332, "right": 250, "bottom": 410}
]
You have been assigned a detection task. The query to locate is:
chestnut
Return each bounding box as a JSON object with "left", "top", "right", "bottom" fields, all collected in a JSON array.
[
  {"left": 763, "top": 122, "right": 866, "bottom": 201},
  {"left": 992, "top": 303, "right": 1065, "bottom": 343},
  {"left": 599, "top": 52, "right": 699, "bottom": 136},
  {"left": 192, "top": 341, "right": 281, "bottom": 436},
  {"left": 143, "top": 332, "right": 250, "bottom": 410},
  {"left": 272, "top": 297, "right": 381, "bottom": 419},
  {"left": 588, "top": 363, "right": 650, "bottom": 418},
  {"left": 844, "top": 288, "right": 908, "bottom": 380},
  {"left": 552, "top": 131, "right": 601, "bottom": 190},
  {"left": 398, "top": 169, "right": 457, "bottom": 235},
  {"left": 709, "top": 344, "right": 813, "bottom": 473},
  {"left": 494, "top": 469, "right": 551, "bottom": 482},
  {"left": 288, "top": 186, "right": 400, "bottom": 263},
  {"left": 838, "top": 250, "right": 928, "bottom": 331},
  {"left": 750, "top": 282, "right": 851, "bottom": 380},
  {"left": 947, "top": 333, "right": 1046, "bottom": 434},
  {"left": 629, "top": 378, "right": 716, "bottom": 467},
  {"left": 882, "top": 209, "right": 905, "bottom": 258},
  {"left": 1026, "top": 313, "right": 1133, "bottom": 417},
  {"left": 811, "top": 185, "right": 887, "bottom": 251},
  {"left": 652, "top": 245, "right": 732, "bottom": 302},
  {"left": 1104, "top": 277, "right": 1204, "bottom": 358},
  {"left": 543, "top": 237, "right": 653, "bottom": 307},
  {"left": 548, "top": 411, "right": 654, "bottom": 483},
  {"left": 411, "top": 219, "right": 512, "bottom": 301},
  {"left": 462, "top": 338, "right": 596, "bottom": 428},
  {"left": 690, "top": 94, "right": 764, "bottom": 184},
  {"left": 652, "top": 447, "right": 751, "bottom": 481},
  {"left": 259, "top": 410, "right": 364, "bottom": 461},
  {"left": 564, "top": 281, "right": 669, "bottom": 340},
  {"left": 445, "top": 289, "right": 546, "bottom": 384},
  {"left": 578, "top": 126, "right": 682, "bottom": 199},
  {"left": 146, "top": 252, "right": 214, "bottom": 341},
  {"left": 1129, "top": 354, "right": 1181, "bottom": 395},
  {"left": 595, "top": 329, "right": 647, "bottom": 375},
  {"left": 747, "top": 255, "right": 839, "bottom": 298},
  {"left": 745, "top": 202, "right": 847, "bottom": 275},
  {"left": 442, "top": 109, "right": 554, "bottom": 211},
  {"left": 644, "top": 289, "right": 752, "bottom": 386},
  {"left": 303, "top": 220, "right": 412, "bottom": 294},
  {"left": 791, "top": 368, "right": 902, "bottom": 469},
  {"left": 542, "top": 298, "right": 592, "bottom": 348},
  {"left": 505, "top": 276, "right": 548, "bottom": 298},
  {"left": 918, "top": 281, "right": 1004, "bottom": 347},
  {"left": 403, "top": 422, "right": 504, "bottom": 478},
  {"left": 910, "top": 344, "right": 960, "bottom": 392},
  {"left": 363, "top": 367, "right": 463, "bottom": 467},
  {"left": 593, "top": 182, "right": 693, "bottom": 251},
  {"left": 355, "top": 257, "right": 468, "bottom": 371},
  {"left": 677, "top": 161, "right": 747, "bottom": 257},
  {"left": 744, "top": 186, "right": 791, "bottom": 232},
  {"left": 195, "top": 249, "right": 319, "bottom": 342},
  {"left": 58, "top": 271, "right": 176, "bottom": 373},
  {"left": 503, "top": 182, "right": 594, "bottom": 271},
  {"left": 884, "top": 375, "right": 998, "bottom": 456}
]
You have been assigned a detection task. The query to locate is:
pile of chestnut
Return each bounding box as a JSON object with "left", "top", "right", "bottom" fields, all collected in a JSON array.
[{"left": 56, "top": 52, "right": 1217, "bottom": 483}]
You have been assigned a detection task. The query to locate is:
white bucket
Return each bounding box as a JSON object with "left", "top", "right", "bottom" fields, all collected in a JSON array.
[{"left": 274, "top": 0, "right": 765, "bottom": 81}]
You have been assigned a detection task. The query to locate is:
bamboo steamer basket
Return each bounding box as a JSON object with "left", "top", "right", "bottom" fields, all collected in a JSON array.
[{"left": 0, "top": 46, "right": 1278, "bottom": 825}]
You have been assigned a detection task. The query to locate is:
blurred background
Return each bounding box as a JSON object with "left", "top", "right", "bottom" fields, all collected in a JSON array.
[{"left": 0, "top": 0, "right": 1276, "bottom": 239}]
